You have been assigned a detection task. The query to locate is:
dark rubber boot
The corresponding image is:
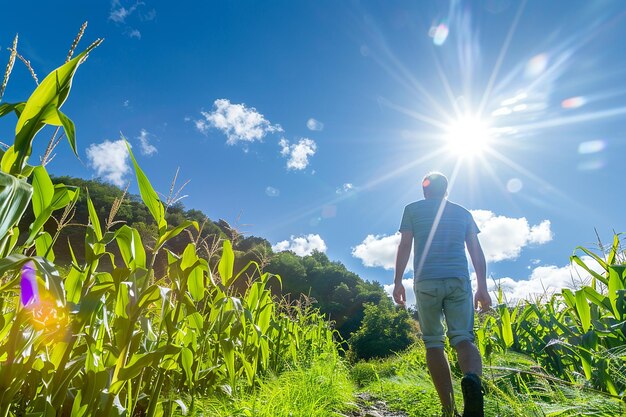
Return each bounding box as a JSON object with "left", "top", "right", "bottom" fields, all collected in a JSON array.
[{"left": 461, "top": 373, "right": 484, "bottom": 417}]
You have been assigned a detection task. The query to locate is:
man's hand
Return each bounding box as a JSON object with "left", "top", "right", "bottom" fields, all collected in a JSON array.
[
  {"left": 393, "top": 283, "right": 406, "bottom": 307},
  {"left": 474, "top": 287, "right": 492, "bottom": 313}
]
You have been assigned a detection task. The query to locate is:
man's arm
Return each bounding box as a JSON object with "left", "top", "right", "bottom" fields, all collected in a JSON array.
[
  {"left": 393, "top": 230, "right": 413, "bottom": 307},
  {"left": 466, "top": 232, "right": 491, "bottom": 312}
]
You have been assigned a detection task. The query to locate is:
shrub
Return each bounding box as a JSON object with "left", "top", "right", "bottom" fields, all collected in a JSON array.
[{"left": 348, "top": 298, "right": 417, "bottom": 361}]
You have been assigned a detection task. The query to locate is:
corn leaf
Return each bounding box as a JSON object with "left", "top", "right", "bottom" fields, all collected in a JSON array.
[
  {"left": 126, "top": 141, "right": 167, "bottom": 232},
  {"left": 115, "top": 225, "right": 146, "bottom": 269},
  {"left": 608, "top": 265, "right": 626, "bottom": 318},
  {"left": 187, "top": 266, "right": 204, "bottom": 302},
  {"left": 86, "top": 196, "right": 102, "bottom": 241},
  {"left": 32, "top": 166, "right": 53, "bottom": 218},
  {"left": 4, "top": 41, "right": 101, "bottom": 175},
  {"left": 0, "top": 171, "right": 32, "bottom": 240},
  {"left": 219, "top": 240, "right": 234, "bottom": 287},
  {"left": 56, "top": 109, "right": 77, "bottom": 156},
  {"left": 575, "top": 289, "right": 591, "bottom": 332},
  {"left": 34, "top": 231, "right": 54, "bottom": 262},
  {"left": 181, "top": 347, "right": 193, "bottom": 386}
]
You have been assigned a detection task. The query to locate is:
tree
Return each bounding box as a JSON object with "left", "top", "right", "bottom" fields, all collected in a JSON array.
[{"left": 348, "top": 298, "right": 418, "bottom": 361}]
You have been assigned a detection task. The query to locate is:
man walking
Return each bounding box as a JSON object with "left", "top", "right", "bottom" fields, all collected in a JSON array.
[{"left": 393, "top": 172, "right": 491, "bottom": 417}]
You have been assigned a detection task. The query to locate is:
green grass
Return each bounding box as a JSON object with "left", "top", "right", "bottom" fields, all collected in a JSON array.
[
  {"left": 351, "top": 343, "right": 625, "bottom": 417},
  {"left": 184, "top": 343, "right": 624, "bottom": 417},
  {"left": 190, "top": 352, "right": 355, "bottom": 417}
]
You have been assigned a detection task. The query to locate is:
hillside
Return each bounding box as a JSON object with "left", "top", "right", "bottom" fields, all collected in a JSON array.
[{"left": 19, "top": 175, "right": 390, "bottom": 341}]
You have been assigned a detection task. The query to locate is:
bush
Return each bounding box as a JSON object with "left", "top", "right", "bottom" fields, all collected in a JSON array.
[{"left": 348, "top": 299, "right": 417, "bottom": 361}]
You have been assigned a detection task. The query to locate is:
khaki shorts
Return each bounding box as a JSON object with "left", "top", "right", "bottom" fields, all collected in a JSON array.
[{"left": 414, "top": 277, "right": 474, "bottom": 349}]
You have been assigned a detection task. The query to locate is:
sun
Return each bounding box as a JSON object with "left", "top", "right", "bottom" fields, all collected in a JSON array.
[{"left": 444, "top": 116, "right": 492, "bottom": 157}]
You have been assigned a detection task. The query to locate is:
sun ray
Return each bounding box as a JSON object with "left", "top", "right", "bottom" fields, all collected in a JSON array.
[
  {"left": 483, "top": 147, "right": 593, "bottom": 215},
  {"left": 428, "top": 39, "right": 463, "bottom": 118},
  {"left": 507, "top": 106, "right": 626, "bottom": 132},
  {"left": 477, "top": 0, "right": 527, "bottom": 117},
  {"left": 357, "top": 13, "right": 454, "bottom": 121},
  {"left": 377, "top": 97, "right": 451, "bottom": 130},
  {"left": 258, "top": 147, "right": 449, "bottom": 235}
]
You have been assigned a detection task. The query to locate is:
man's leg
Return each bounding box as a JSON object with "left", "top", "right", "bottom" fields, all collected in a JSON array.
[
  {"left": 455, "top": 340, "right": 484, "bottom": 416},
  {"left": 426, "top": 347, "right": 455, "bottom": 415},
  {"left": 415, "top": 279, "right": 457, "bottom": 416},
  {"left": 455, "top": 340, "right": 482, "bottom": 376},
  {"left": 444, "top": 279, "right": 484, "bottom": 417}
]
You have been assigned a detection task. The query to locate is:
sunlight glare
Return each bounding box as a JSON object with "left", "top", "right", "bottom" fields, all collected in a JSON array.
[
  {"left": 577, "top": 140, "right": 605, "bottom": 154},
  {"left": 561, "top": 96, "right": 586, "bottom": 109},
  {"left": 429, "top": 22, "right": 450, "bottom": 46},
  {"left": 444, "top": 116, "right": 492, "bottom": 157}
]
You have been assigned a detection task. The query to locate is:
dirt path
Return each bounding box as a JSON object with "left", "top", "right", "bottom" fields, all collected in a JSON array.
[{"left": 348, "top": 392, "right": 409, "bottom": 417}]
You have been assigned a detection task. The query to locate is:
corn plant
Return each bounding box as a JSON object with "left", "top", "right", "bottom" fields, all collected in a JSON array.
[
  {"left": 481, "top": 234, "right": 626, "bottom": 397},
  {"left": 0, "top": 29, "right": 340, "bottom": 417}
]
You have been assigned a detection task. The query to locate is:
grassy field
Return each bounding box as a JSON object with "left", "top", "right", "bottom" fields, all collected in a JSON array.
[
  {"left": 351, "top": 343, "right": 625, "bottom": 417},
  {"left": 189, "top": 352, "right": 354, "bottom": 417},
  {"left": 187, "top": 342, "right": 624, "bottom": 417}
]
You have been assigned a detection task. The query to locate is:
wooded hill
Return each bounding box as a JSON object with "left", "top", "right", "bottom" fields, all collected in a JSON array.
[{"left": 21, "top": 176, "right": 390, "bottom": 342}]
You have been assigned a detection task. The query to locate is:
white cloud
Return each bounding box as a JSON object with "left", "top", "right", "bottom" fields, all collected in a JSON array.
[
  {"left": 278, "top": 138, "right": 290, "bottom": 156},
  {"left": 141, "top": 9, "right": 157, "bottom": 21},
  {"left": 336, "top": 183, "right": 354, "bottom": 194},
  {"left": 484, "top": 256, "right": 604, "bottom": 304},
  {"left": 110, "top": 7, "right": 130, "bottom": 23},
  {"left": 383, "top": 279, "right": 416, "bottom": 307},
  {"left": 272, "top": 234, "right": 327, "bottom": 256},
  {"left": 109, "top": 1, "right": 140, "bottom": 23},
  {"left": 353, "top": 211, "right": 552, "bottom": 273},
  {"left": 279, "top": 137, "right": 317, "bottom": 170},
  {"left": 383, "top": 256, "right": 605, "bottom": 308},
  {"left": 128, "top": 29, "right": 141, "bottom": 39},
  {"left": 197, "top": 99, "right": 282, "bottom": 145},
  {"left": 470, "top": 210, "right": 553, "bottom": 262},
  {"left": 137, "top": 129, "right": 157, "bottom": 156},
  {"left": 265, "top": 186, "right": 280, "bottom": 197},
  {"left": 86, "top": 140, "right": 130, "bottom": 187},
  {"left": 306, "top": 118, "right": 324, "bottom": 131},
  {"left": 352, "top": 233, "right": 413, "bottom": 270}
]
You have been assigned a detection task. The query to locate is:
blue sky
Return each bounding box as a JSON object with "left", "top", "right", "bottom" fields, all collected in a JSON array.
[{"left": 2, "top": 1, "right": 625, "bottom": 304}]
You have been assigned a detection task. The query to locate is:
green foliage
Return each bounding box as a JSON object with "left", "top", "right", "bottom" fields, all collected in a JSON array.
[
  {"left": 0, "top": 30, "right": 340, "bottom": 417},
  {"left": 16, "top": 170, "right": 390, "bottom": 350},
  {"left": 1, "top": 36, "right": 101, "bottom": 177},
  {"left": 348, "top": 299, "right": 418, "bottom": 361},
  {"left": 354, "top": 345, "right": 624, "bottom": 417},
  {"left": 268, "top": 250, "right": 389, "bottom": 342},
  {"left": 198, "top": 352, "right": 353, "bottom": 417},
  {"left": 0, "top": 172, "right": 31, "bottom": 254},
  {"left": 477, "top": 233, "right": 626, "bottom": 397}
]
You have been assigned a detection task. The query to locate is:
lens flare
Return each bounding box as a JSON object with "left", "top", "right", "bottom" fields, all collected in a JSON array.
[
  {"left": 20, "top": 261, "right": 39, "bottom": 307},
  {"left": 561, "top": 96, "right": 586, "bottom": 109},
  {"left": 492, "top": 107, "right": 512, "bottom": 117},
  {"left": 578, "top": 140, "right": 606, "bottom": 154},
  {"left": 20, "top": 261, "right": 70, "bottom": 342},
  {"left": 322, "top": 205, "right": 337, "bottom": 218},
  {"left": 506, "top": 178, "right": 523, "bottom": 193},
  {"left": 429, "top": 23, "right": 449, "bottom": 46},
  {"left": 500, "top": 92, "right": 527, "bottom": 106},
  {"left": 577, "top": 159, "right": 605, "bottom": 171},
  {"left": 525, "top": 53, "right": 549, "bottom": 77}
]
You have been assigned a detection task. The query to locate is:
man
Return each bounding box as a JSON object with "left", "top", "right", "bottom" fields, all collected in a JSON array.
[{"left": 393, "top": 172, "right": 491, "bottom": 417}]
